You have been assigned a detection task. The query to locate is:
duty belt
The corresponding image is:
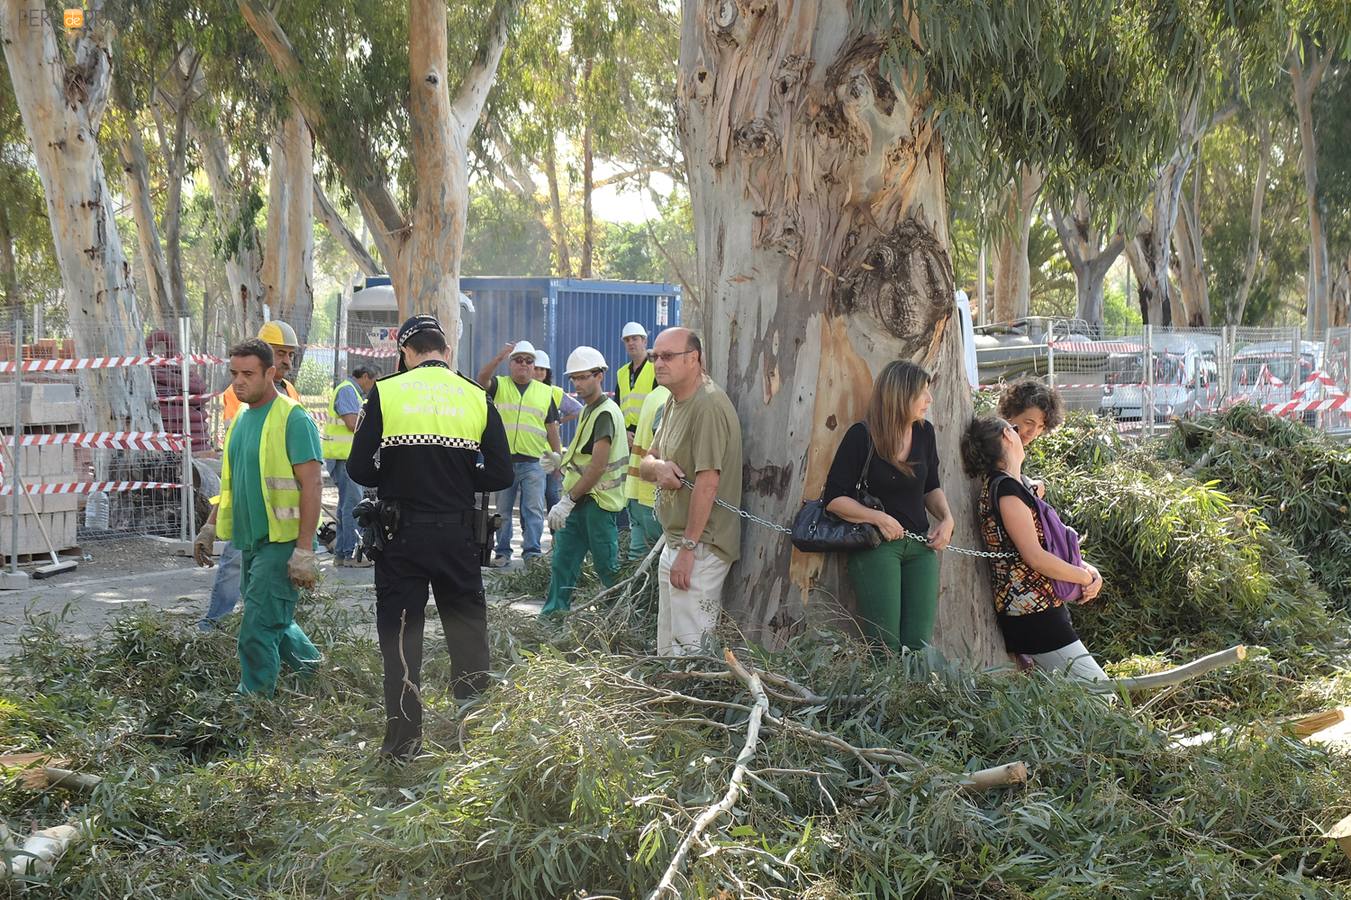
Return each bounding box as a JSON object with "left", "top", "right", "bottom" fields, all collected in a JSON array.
[{"left": 402, "top": 509, "right": 479, "bottom": 528}]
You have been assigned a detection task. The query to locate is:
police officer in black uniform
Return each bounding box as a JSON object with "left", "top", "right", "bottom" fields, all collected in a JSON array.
[{"left": 348, "top": 315, "right": 513, "bottom": 760}]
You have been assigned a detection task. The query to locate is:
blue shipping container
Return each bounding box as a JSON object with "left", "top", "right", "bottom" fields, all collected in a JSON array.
[{"left": 461, "top": 277, "right": 682, "bottom": 394}]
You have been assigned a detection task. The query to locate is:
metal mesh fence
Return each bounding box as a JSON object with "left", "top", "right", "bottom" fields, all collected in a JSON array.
[{"left": 977, "top": 323, "right": 1351, "bottom": 441}]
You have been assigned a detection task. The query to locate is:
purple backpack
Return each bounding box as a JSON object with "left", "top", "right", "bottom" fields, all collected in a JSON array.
[{"left": 990, "top": 475, "right": 1083, "bottom": 604}]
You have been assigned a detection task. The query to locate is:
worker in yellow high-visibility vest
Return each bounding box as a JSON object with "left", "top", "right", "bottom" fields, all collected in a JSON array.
[
  {"left": 541, "top": 347, "right": 629, "bottom": 615},
  {"left": 321, "top": 366, "right": 378, "bottom": 566},
  {"left": 624, "top": 383, "right": 671, "bottom": 561},
  {"left": 476, "top": 339, "right": 562, "bottom": 566},
  {"left": 192, "top": 338, "right": 324, "bottom": 694},
  {"left": 615, "top": 321, "right": 656, "bottom": 436}
]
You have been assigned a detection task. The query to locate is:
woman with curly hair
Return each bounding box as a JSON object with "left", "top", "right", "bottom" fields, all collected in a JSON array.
[
  {"left": 997, "top": 378, "right": 1064, "bottom": 498},
  {"left": 960, "top": 414, "right": 1108, "bottom": 682}
]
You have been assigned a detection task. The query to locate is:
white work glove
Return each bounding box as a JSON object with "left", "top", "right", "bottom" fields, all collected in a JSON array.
[
  {"left": 193, "top": 522, "right": 216, "bottom": 567},
  {"left": 539, "top": 451, "right": 563, "bottom": 474},
  {"left": 546, "top": 495, "right": 576, "bottom": 531},
  {"left": 288, "top": 547, "right": 320, "bottom": 589}
]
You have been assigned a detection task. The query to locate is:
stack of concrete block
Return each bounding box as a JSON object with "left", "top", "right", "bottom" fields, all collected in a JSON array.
[{"left": 0, "top": 382, "right": 81, "bottom": 558}]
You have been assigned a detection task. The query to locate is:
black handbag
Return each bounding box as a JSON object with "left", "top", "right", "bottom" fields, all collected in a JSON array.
[{"left": 791, "top": 438, "right": 885, "bottom": 553}]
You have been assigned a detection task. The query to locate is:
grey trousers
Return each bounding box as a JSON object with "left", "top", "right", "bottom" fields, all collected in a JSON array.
[{"left": 1028, "top": 640, "right": 1109, "bottom": 684}]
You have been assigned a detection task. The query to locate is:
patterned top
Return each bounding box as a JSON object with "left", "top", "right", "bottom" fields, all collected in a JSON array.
[{"left": 978, "top": 474, "right": 1061, "bottom": 616}]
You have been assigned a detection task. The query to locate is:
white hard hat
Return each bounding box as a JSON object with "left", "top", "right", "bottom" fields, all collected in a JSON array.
[
  {"left": 564, "top": 346, "right": 608, "bottom": 375},
  {"left": 621, "top": 321, "right": 647, "bottom": 339},
  {"left": 533, "top": 350, "right": 551, "bottom": 370},
  {"left": 511, "top": 340, "right": 538, "bottom": 360}
]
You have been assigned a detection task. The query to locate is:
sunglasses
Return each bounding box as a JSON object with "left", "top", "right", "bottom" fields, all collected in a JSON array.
[
  {"left": 651, "top": 349, "right": 696, "bottom": 363},
  {"left": 510, "top": 356, "right": 534, "bottom": 364}
]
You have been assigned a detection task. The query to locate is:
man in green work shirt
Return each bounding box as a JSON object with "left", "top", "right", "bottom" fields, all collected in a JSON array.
[{"left": 194, "top": 338, "right": 323, "bottom": 694}]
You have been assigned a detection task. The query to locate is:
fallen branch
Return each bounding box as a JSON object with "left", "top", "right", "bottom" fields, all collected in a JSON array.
[
  {"left": 1088, "top": 645, "right": 1248, "bottom": 693},
  {"left": 574, "top": 535, "right": 665, "bottom": 612},
  {"left": 647, "top": 648, "right": 768, "bottom": 900},
  {"left": 17, "top": 767, "right": 102, "bottom": 793},
  {"left": 5, "top": 819, "right": 94, "bottom": 878},
  {"left": 959, "top": 761, "right": 1029, "bottom": 793}
]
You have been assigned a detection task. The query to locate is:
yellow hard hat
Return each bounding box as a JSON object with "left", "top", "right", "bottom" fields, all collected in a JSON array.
[{"left": 257, "top": 320, "right": 299, "bottom": 349}]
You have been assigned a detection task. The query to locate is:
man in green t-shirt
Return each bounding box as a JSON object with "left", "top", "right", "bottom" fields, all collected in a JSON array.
[
  {"left": 640, "top": 328, "right": 743, "bottom": 655},
  {"left": 194, "top": 339, "right": 324, "bottom": 695}
]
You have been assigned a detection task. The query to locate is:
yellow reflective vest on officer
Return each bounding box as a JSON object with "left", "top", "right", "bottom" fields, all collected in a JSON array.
[
  {"left": 562, "top": 398, "right": 629, "bottom": 512},
  {"left": 217, "top": 395, "right": 303, "bottom": 543},
  {"left": 616, "top": 360, "right": 656, "bottom": 430},
  {"left": 624, "top": 385, "right": 671, "bottom": 507},
  {"left": 321, "top": 378, "right": 360, "bottom": 461},
  {"left": 382, "top": 366, "right": 489, "bottom": 453},
  {"left": 493, "top": 375, "right": 552, "bottom": 457}
]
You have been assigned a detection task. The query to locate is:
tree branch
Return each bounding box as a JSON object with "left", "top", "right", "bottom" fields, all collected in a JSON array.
[
  {"left": 450, "top": 0, "right": 527, "bottom": 137},
  {"left": 594, "top": 164, "right": 677, "bottom": 190},
  {"left": 313, "top": 179, "right": 381, "bottom": 275},
  {"left": 237, "top": 0, "right": 408, "bottom": 256}
]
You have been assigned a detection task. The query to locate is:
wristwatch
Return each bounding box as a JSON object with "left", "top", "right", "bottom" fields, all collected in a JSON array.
[{"left": 676, "top": 536, "right": 699, "bottom": 551}]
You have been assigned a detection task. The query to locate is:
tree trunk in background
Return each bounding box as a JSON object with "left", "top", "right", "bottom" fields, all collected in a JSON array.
[
  {"left": 0, "top": 201, "right": 16, "bottom": 304},
  {"left": 581, "top": 118, "right": 595, "bottom": 277},
  {"left": 260, "top": 107, "right": 314, "bottom": 349},
  {"left": 119, "top": 126, "right": 175, "bottom": 324},
  {"left": 544, "top": 134, "right": 574, "bottom": 277},
  {"left": 192, "top": 117, "right": 265, "bottom": 338},
  {"left": 1125, "top": 230, "right": 1170, "bottom": 326},
  {"left": 1227, "top": 120, "right": 1271, "bottom": 326},
  {"left": 1332, "top": 254, "right": 1350, "bottom": 328},
  {"left": 151, "top": 62, "right": 197, "bottom": 322},
  {"left": 991, "top": 166, "right": 1042, "bottom": 322},
  {"left": 0, "top": 0, "right": 159, "bottom": 433},
  {"left": 313, "top": 180, "right": 381, "bottom": 276},
  {"left": 1291, "top": 45, "right": 1332, "bottom": 334},
  {"left": 1051, "top": 196, "right": 1124, "bottom": 331},
  {"left": 678, "top": 0, "right": 1002, "bottom": 665},
  {"left": 1172, "top": 164, "right": 1210, "bottom": 326}
]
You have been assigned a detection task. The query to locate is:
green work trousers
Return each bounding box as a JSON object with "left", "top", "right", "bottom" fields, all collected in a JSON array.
[
  {"left": 542, "top": 498, "right": 619, "bottom": 614},
  {"left": 847, "top": 537, "right": 940, "bottom": 652},
  {"left": 237, "top": 541, "right": 321, "bottom": 695},
  {"left": 626, "top": 499, "right": 664, "bottom": 562}
]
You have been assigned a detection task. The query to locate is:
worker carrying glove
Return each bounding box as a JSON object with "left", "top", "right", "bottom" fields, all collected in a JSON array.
[
  {"left": 539, "top": 450, "right": 563, "bottom": 474},
  {"left": 288, "top": 547, "right": 320, "bottom": 589},
  {"left": 546, "top": 494, "right": 575, "bottom": 531},
  {"left": 193, "top": 521, "right": 216, "bottom": 567}
]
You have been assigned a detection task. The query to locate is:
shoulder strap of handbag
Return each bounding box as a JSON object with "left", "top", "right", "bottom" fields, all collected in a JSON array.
[
  {"left": 987, "top": 472, "right": 1014, "bottom": 540},
  {"left": 856, "top": 427, "right": 876, "bottom": 497}
]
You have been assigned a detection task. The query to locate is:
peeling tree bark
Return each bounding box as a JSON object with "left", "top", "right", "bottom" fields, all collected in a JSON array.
[
  {"left": 991, "top": 166, "right": 1043, "bottom": 322},
  {"left": 0, "top": 0, "right": 159, "bottom": 433},
  {"left": 678, "top": 0, "right": 1001, "bottom": 664},
  {"left": 1051, "top": 196, "right": 1124, "bottom": 330},
  {"left": 260, "top": 107, "right": 314, "bottom": 347}
]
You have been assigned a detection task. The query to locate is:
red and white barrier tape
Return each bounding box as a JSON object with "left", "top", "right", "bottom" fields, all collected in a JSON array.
[
  {"left": 1262, "top": 397, "right": 1350, "bottom": 416},
  {"left": 1293, "top": 370, "right": 1347, "bottom": 398},
  {"left": 0, "top": 353, "right": 225, "bottom": 374},
  {"left": 0, "top": 480, "right": 180, "bottom": 496},
  {"left": 157, "top": 390, "right": 226, "bottom": 403},
  {"left": 7, "top": 432, "right": 185, "bottom": 451}
]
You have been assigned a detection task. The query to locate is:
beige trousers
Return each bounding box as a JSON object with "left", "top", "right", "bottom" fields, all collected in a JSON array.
[{"left": 657, "top": 544, "right": 731, "bottom": 656}]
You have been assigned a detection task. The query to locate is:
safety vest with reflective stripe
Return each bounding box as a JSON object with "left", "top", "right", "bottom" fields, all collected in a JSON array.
[
  {"left": 493, "top": 375, "right": 552, "bottom": 457},
  {"left": 562, "top": 397, "right": 629, "bottom": 512},
  {"left": 381, "top": 365, "right": 488, "bottom": 453},
  {"left": 616, "top": 360, "right": 656, "bottom": 430},
  {"left": 321, "top": 378, "right": 362, "bottom": 460},
  {"left": 625, "top": 385, "right": 671, "bottom": 505},
  {"left": 217, "top": 394, "right": 303, "bottom": 544}
]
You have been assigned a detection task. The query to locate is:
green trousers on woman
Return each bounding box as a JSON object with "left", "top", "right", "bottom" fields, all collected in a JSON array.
[
  {"left": 237, "top": 541, "right": 321, "bottom": 694},
  {"left": 847, "top": 538, "right": 940, "bottom": 652}
]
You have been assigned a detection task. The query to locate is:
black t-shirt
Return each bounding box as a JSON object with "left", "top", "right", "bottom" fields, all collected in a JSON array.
[
  {"left": 988, "top": 474, "right": 1079, "bottom": 654},
  {"left": 822, "top": 421, "right": 940, "bottom": 534}
]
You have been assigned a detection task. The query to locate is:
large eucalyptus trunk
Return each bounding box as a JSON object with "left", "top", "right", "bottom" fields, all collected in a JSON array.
[
  {"left": 991, "top": 166, "right": 1043, "bottom": 323},
  {"left": 678, "top": 0, "right": 1002, "bottom": 665},
  {"left": 1126, "top": 224, "right": 1172, "bottom": 326},
  {"left": 260, "top": 107, "right": 314, "bottom": 347},
  {"left": 1227, "top": 120, "right": 1271, "bottom": 326},
  {"left": 1051, "top": 196, "right": 1124, "bottom": 330},
  {"left": 192, "top": 117, "right": 265, "bottom": 338},
  {"left": 0, "top": 0, "right": 159, "bottom": 433}
]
